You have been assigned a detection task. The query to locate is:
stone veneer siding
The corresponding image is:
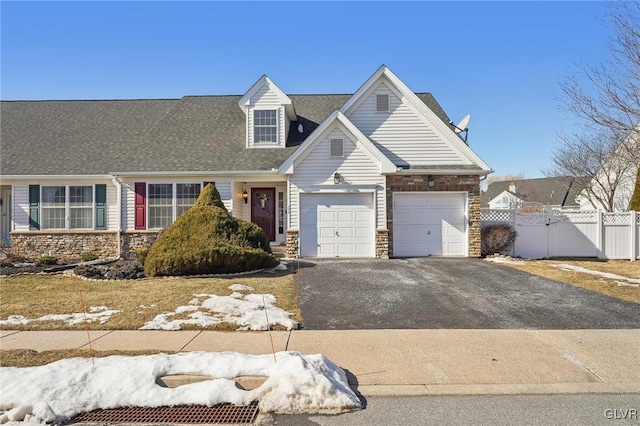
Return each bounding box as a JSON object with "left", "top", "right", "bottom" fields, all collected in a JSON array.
[
  {"left": 386, "top": 174, "right": 481, "bottom": 258},
  {"left": 376, "top": 229, "right": 389, "bottom": 259},
  {"left": 120, "top": 231, "right": 161, "bottom": 260},
  {"left": 8, "top": 231, "right": 165, "bottom": 262},
  {"left": 10, "top": 231, "right": 118, "bottom": 262},
  {"left": 285, "top": 229, "right": 299, "bottom": 259}
]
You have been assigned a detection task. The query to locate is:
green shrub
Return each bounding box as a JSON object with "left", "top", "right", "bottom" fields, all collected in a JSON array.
[
  {"left": 37, "top": 255, "right": 58, "bottom": 265},
  {"left": 481, "top": 224, "right": 517, "bottom": 256},
  {"left": 144, "top": 186, "right": 277, "bottom": 277},
  {"left": 629, "top": 167, "right": 640, "bottom": 211},
  {"left": 80, "top": 252, "right": 99, "bottom": 262},
  {"left": 193, "top": 183, "right": 227, "bottom": 210}
]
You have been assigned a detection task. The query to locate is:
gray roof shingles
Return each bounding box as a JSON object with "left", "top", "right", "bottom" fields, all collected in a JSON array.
[
  {"left": 1, "top": 92, "right": 450, "bottom": 176},
  {"left": 481, "top": 177, "right": 582, "bottom": 208}
]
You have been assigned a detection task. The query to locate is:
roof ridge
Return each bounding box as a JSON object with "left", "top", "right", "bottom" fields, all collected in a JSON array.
[{"left": 0, "top": 98, "right": 180, "bottom": 103}]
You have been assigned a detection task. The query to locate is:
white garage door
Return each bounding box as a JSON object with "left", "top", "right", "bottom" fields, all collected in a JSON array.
[
  {"left": 393, "top": 193, "right": 467, "bottom": 257},
  {"left": 300, "top": 193, "right": 374, "bottom": 258}
]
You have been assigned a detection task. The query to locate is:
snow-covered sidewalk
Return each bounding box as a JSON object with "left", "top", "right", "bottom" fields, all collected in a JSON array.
[{"left": 0, "top": 351, "right": 361, "bottom": 425}]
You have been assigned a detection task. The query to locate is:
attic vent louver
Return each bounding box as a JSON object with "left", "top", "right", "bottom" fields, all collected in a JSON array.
[{"left": 376, "top": 94, "right": 389, "bottom": 112}]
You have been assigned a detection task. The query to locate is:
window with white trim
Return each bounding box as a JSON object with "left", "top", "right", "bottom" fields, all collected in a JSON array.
[
  {"left": 278, "top": 191, "right": 284, "bottom": 235},
  {"left": 147, "top": 183, "right": 202, "bottom": 229},
  {"left": 148, "top": 184, "right": 173, "bottom": 229},
  {"left": 254, "top": 109, "right": 278, "bottom": 143},
  {"left": 176, "top": 183, "right": 201, "bottom": 217},
  {"left": 69, "top": 186, "right": 93, "bottom": 229},
  {"left": 330, "top": 139, "right": 344, "bottom": 157},
  {"left": 41, "top": 186, "right": 66, "bottom": 229},
  {"left": 41, "top": 185, "right": 94, "bottom": 230},
  {"left": 376, "top": 94, "right": 390, "bottom": 112}
]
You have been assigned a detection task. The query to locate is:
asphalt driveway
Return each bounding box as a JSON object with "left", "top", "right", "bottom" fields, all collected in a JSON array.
[{"left": 297, "top": 258, "right": 640, "bottom": 329}]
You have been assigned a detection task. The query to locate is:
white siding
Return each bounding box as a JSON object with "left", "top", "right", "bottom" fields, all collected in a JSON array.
[
  {"left": 248, "top": 84, "right": 288, "bottom": 148},
  {"left": 346, "top": 80, "right": 470, "bottom": 167},
  {"left": 289, "top": 127, "right": 385, "bottom": 229}
]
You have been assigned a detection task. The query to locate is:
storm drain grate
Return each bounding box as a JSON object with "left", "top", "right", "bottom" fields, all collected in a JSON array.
[{"left": 72, "top": 403, "right": 259, "bottom": 425}]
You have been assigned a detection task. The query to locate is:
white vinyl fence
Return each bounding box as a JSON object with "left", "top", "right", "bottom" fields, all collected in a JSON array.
[{"left": 481, "top": 209, "right": 640, "bottom": 260}]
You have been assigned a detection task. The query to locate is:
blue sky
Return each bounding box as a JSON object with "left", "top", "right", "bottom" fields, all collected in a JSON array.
[{"left": 1, "top": 1, "right": 612, "bottom": 178}]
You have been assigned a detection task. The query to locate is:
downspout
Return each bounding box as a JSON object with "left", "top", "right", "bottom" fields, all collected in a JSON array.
[{"left": 111, "top": 176, "right": 122, "bottom": 259}]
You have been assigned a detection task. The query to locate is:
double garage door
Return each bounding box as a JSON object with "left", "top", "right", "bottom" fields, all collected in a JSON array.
[
  {"left": 300, "top": 193, "right": 374, "bottom": 257},
  {"left": 393, "top": 193, "right": 467, "bottom": 257}
]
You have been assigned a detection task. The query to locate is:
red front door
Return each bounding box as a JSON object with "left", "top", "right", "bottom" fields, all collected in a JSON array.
[{"left": 251, "top": 188, "right": 276, "bottom": 241}]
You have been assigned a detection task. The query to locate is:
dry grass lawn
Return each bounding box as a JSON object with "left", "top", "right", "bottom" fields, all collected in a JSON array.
[
  {"left": 499, "top": 259, "right": 640, "bottom": 304},
  {"left": 0, "top": 268, "right": 299, "bottom": 331}
]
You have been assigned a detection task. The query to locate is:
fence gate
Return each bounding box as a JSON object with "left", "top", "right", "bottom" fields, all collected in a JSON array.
[{"left": 481, "top": 209, "right": 639, "bottom": 260}]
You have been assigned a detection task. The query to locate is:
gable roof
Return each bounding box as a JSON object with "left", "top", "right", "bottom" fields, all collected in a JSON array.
[
  {"left": 481, "top": 177, "right": 581, "bottom": 208},
  {"left": 341, "top": 65, "right": 492, "bottom": 173},
  {"left": 0, "top": 95, "right": 346, "bottom": 176},
  {"left": 0, "top": 87, "right": 458, "bottom": 176},
  {"left": 279, "top": 110, "right": 397, "bottom": 174},
  {"left": 238, "top": 75, "right": 297, "bottom": 120}
]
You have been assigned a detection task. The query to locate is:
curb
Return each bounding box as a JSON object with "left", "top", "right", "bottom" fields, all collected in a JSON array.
[{"left": 357, "top": 382, "right": 640, "bottom": 397}]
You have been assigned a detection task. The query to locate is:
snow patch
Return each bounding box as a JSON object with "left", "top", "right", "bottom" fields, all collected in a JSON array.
[
  {"left": 274, "top": 261, "right": 288, "bottom": 271},
  {"left": 228, "top": 284, "right": 254, "bottom": 292},
  {"left": 140, "top": 292, "right": 297, "bottom": 331},
  {"left": 553, "top": 264, "right": 640, "bottom": 286},
  {"left": 0, "top": 352, "right": 361, "bottom": 424},
  {"left": 484, "top": 256, "right": 525, "bottom": 265},
  {"left": 0, "top": 307, "right": 120, "bottom": 326}
]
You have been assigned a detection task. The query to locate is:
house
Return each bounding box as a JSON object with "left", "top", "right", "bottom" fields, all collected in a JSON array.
[
  {"left": 481, "top": 177, "right": 580, "bottom": 210},
  {"left": 576, "top": 125, "right": 639, "bottom": 212},
  {"left": 0, "top": 65, "right": 492, "bottom": 261}
]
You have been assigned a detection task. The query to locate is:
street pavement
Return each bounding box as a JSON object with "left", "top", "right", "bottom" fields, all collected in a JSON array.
[{"left": 272, "top": 394, "right": 640, "bottom": 426}]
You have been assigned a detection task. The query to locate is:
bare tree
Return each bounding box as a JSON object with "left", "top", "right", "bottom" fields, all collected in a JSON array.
[
  {"left": 546, "top": 130, "right": 633, "bottom": 211},
  {"left": 550, "top": 2, "right": 639, "bottom": 211},
  {"left": 559, "top": 2, "right": 639, "bottom": 162}
]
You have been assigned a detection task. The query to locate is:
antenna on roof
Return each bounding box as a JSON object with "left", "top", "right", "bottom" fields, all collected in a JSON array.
[{"left": 449, "top": 114, "right": 470, "bottom": 144}]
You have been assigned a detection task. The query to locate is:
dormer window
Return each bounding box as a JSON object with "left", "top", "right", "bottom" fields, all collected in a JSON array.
[
  {"left": 254, "top": 109, "right": 278, "bottom": 143},
  {"left": 376, "top": 94, "right": 389, "bottom": 112}
]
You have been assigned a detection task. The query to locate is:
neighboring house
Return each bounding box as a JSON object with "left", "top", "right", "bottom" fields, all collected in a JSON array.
[
  {"left": 481, "top": 177, "right": 580, "bottom": 210},
  {"left": 0, "top": 65, "right": 492, "bottom": 260},
  {"left": 576, "top": 125, "right": 639, "bottom": 212}
]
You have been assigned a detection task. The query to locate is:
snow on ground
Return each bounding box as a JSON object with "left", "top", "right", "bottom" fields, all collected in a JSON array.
[
  {"left": 140, "top": 285, "right": 298, "bottom": 331},
  {"left": 0, "top": 307, "right": 120, "bottom": 327},
  {"left": 553, "top": 264, "right": 640, "bottom": 288},
  {"left": 0, "top": 351, "right": 361, "bottom": 424},
  {"left": 484, "top": 256, "right": 525, "bottom": 265}
]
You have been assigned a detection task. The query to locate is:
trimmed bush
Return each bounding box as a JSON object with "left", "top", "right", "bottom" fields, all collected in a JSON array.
[
  {"left": 481, "top": 224, "right": 517, "bottom": 256},
  {"left": 80, "top": 252, "right": 99, "bottom": 262},
  {"left": 144, "top": 185, "right": 278, "bottom": 277},
  {"left": 37, "top": 255, "right": 58, "bottom": 265}
]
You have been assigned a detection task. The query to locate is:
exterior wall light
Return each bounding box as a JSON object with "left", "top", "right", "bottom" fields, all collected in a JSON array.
[
  {"left": 334, "top": 172, "right": 340, "bottom": 185},
  {"left": 242, "top": 190, "right": 248, "bottom": 204},
  {"left": 427, "top": 175, "right": 435, "bottom": 187}
]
